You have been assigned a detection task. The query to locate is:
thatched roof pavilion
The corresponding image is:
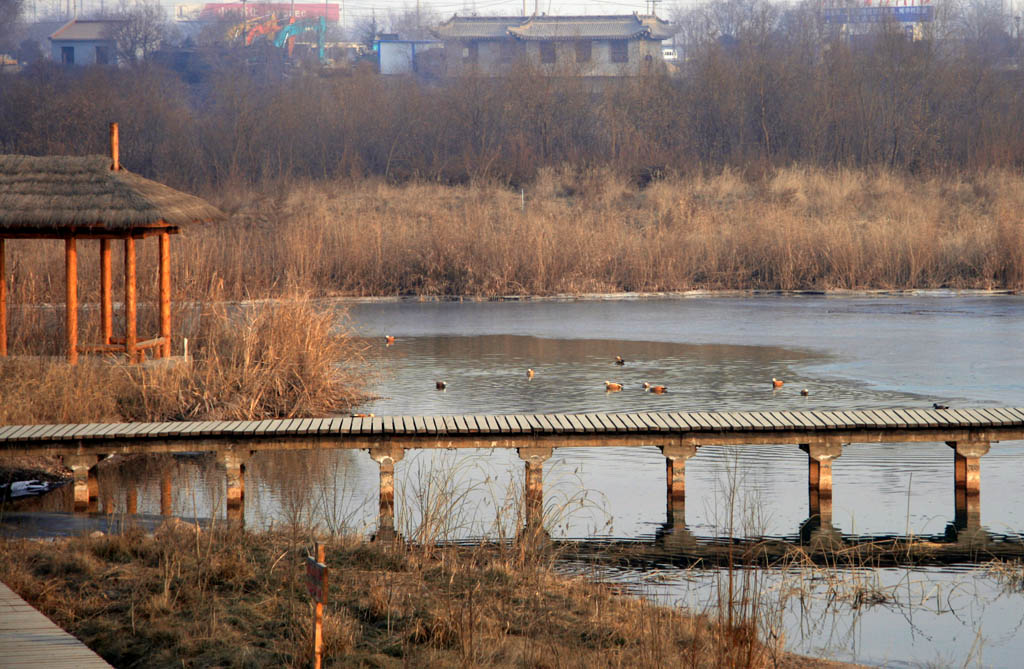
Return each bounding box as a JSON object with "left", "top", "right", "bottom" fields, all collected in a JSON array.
[{"left": 0, "top": 124, "right": 223, "bottom": 363}]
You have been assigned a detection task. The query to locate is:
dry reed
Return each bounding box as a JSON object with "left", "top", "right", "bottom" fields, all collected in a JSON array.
[
  {"left": 5, "top": 166, "right": 1019, "bottom": 306},
  {"left": 0, "top": 295, "right": 368, "bottom": 424}
]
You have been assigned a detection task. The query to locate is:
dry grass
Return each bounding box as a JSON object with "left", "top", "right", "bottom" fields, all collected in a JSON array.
[
  {"left": 0, "top": 527, "right": 800, "bottom": 668},
  {"left": 0, "top": 295, "right": 369, "bottom": 424},
  {"left": 3, "top": 167, "right": 1021, "bottom": 305}
]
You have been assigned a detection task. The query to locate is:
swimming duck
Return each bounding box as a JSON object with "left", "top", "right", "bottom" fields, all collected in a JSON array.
[
  {"left": 933, "top": 402, "right": 949, "bottom": 410},
  {"left": 526, "top": 368, "right": 535, "bottom": 379},
  {"left": 385, "top": 335, "right": 395, "bottom": 346},
  {"left": 772, "top": 378, "right": 784, "bottom": 389},
  {"left": 642, "top": 382, "right": 668, "bottom": 394},
  {"left": 800, "top": 388, "right": 809, "bottom": 396},
  {"left": 436, "top": 381, "right": 447, "bottom": 390},
  {"left": 605, "top": 380, "right": 624, "bottom": 392},
  {"left": 615, "top": 356, "right": 626, "bottom": 365}
]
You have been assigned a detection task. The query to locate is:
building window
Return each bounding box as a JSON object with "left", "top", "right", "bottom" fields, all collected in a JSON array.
[
  {"left": 61, "top": 46, "right": 74, "bottom": 65},
  {"left": 540, "top": 41, "right": 556, "bottom": 64},
  {"left": 575, "top": 40, "right": 591, "bottom": 63},
  {"left": 610, "top": 40, "right": 628, "bottom": 63},
  {"left": 500, "top": 40, "right": 517, "bottom": 64},
  {"left": 462, "top": 42, "right": 478, "bottom": 64},
  {"left": 95, "top": 46, "right": 110, "bottom": 65}
]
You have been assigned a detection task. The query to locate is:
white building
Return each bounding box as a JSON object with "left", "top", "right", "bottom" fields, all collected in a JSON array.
[{"left": 49, "top": 19, "right": 124, "bottom": 66}]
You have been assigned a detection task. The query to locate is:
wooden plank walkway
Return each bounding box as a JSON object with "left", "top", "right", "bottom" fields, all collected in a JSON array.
[
  {"left": 0, "top": 581, "right": 112, "bottom": 668},
  {"left": 1, "top": 408, "right": 1023, "bottom": 454}
]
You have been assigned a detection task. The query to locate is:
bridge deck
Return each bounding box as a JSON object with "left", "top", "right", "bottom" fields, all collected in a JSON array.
[{"left": 1, "top": 408, "right": 1022, "bottom": 453}]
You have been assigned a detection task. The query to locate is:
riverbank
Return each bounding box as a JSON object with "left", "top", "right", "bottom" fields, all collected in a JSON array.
[{"left": 0, "top": 526, "right": 850, "bottom": 668}]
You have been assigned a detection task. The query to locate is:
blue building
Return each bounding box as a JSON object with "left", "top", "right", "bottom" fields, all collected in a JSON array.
[{"left": 49, "top": 19, "right": 124, "bottom": 66}]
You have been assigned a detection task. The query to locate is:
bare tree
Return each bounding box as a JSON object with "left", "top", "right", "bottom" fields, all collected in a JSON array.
[
  {"left": 107, "top": 0, "right": 169, "bottom": 64},
  {"left": 0, "top": 0, "right": 24, "bottom": 54}
]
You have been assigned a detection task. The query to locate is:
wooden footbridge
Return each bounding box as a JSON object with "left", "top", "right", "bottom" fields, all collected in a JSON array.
[{"left": 2, "top": 407, "right": 1023, "bottom": 536}]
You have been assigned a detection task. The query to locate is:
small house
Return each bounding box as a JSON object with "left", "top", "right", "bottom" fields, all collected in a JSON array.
[
  {"left": 434, "top": 13, "right": 674, "bottom": 77},
  {"left": 49, "top": 19, "right": 124, "bottom": 66}
]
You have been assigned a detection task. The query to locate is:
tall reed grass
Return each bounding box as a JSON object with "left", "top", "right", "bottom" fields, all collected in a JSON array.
[
  {"left": 0, "top": 295, "right": 368, "bottom": 424},
  {"left": 5, "top": 167, "right": 1018, "bottom": 306}
]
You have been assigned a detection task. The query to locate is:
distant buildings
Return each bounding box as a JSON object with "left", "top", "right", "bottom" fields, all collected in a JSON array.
[
  {"left": 48, "top": 19, "right": 124, "bottom": 66},
  {"left": 433, "top": 14, "right": 674, "bottom": 77}
]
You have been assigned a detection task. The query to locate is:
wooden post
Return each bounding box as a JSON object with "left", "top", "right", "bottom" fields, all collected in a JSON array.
[
  {"left": 100, "top": 239, "right": 112, "bottom": 345},
  {"left": 65, "top": 237, "right": 78, "bottom": 365},
  {"left": 159, "top": 231, "right": 171, "bottom": 358},
  {"left": 309, "top": 542, "right": 327, "bottom": 669},
  {"left": 0, "top": 237, "right": 6, "bottom": 357},
  {"left": 110, "top": 122, "right": 119, "bottom": 171},
  {"left": 124, "top": 236, "right": 136, "bottom": 362},
  {"left": 126, "top": 486, "right": 138, "bottom": 515}
]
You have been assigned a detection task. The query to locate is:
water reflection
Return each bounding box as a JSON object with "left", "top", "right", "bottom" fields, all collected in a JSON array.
[{"left": 5, "top": 295, "right": 1024, "bottom": 666}]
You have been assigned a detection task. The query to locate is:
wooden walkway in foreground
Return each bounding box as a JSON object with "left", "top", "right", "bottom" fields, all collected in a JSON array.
[{"left": 0, "top": 581, "right": 112, "bottom": 668}]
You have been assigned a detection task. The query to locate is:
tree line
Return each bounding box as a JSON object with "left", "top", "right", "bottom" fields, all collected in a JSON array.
[{"left": 1, "top": 1, "right": 1023, "bottom": 190}]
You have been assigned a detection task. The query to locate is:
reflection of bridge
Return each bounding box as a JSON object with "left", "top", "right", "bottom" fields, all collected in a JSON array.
[{"left": 2, "top": 408, "right": 1022, "bottom": 538}]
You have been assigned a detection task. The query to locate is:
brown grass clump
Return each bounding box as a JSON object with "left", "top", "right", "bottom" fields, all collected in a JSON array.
[
  {"left": 0, "top": 528, "right": 797, "bottom": 668},
  {"left": 0, "top": 295, "right": 368, "bottom": 424}
]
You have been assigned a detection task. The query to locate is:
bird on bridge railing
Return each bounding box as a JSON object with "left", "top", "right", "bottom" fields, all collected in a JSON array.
[{"left": 605, "top": 380, "right": 624, "bottom": 392}]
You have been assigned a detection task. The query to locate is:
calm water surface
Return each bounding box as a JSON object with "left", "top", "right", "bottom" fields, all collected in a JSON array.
[{"left": 7, "top": 294, "right": 1024, "bottom": 666}]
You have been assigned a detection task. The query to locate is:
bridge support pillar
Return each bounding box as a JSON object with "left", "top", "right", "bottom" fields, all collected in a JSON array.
[
  {"left": 518, "top": 447, "right": 552, "bottom": 535},
  {"left": 63, "top": 454, "right": 102, "bottom": 513},
  {"left": 661, "top": 444, "right": 698, "bottom": 527},
  {"left": 370, "top": 447, "right": 404, "bottom": 541},
  {"left": 800, "top": 441, "right": 843, "bottom": 498},
  {"left": 217, "top": 450, "right": 250, "bottom": 523},
  {"left": 161, "top": 469, "right": 173, "bottom": 516},
  {"left": 947, "top": 440, "right": 988, "bottom": 495}
]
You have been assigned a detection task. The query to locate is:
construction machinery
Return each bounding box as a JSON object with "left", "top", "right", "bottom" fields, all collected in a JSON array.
[{"left": 273, "top": 16, "right": 326, "bottom": 63}]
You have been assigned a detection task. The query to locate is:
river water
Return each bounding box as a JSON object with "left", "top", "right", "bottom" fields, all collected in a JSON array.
[{"left": 6, "top": 293, "right": 1024, "bottom": 666}]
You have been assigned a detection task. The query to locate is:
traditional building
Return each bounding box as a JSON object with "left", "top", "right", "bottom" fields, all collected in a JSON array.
[
  {"left": 49, "top": 19, "right": 124, "bottom": 66},
  {"left": 434, "top": 13, "right": 674, "bottom": 77}
]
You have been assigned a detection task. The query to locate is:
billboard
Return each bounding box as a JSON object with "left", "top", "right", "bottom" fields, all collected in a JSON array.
[{"left": 176, "top": 3, "right": 340, "bottom": 22}]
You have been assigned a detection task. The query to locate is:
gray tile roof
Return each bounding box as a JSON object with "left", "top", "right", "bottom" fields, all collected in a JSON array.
[
  {"left": 509, "top": 15, "right": 674, "bottom": 41},
  {"left": 433, "top": 16, "right": 526, "bottom": 40},
  {"left": 49, "top": 19, "right": 125, "bottom": 42}
]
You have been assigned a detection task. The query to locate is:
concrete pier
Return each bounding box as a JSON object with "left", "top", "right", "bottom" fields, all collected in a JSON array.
[
  {"left": 800, "top": 441, "right": 843, "bottom": 497},
  {"left": 661, "top": 443, "right": 698, "bottom": 526},
  {"left": 369, "top": 446, "right": 404, "bottom": 539},
  {"left": 517, "top": 447, "right": 551, "bottom": 534},
  {"left": 217, "top": 450, "right": 249, "bottom": 522},
  {"left": 63, "top": 454, "right": 102, "bottom": 512}
]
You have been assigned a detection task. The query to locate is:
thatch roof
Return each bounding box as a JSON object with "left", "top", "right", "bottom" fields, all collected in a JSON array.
[{"left": 0, "top": 155, "right": 223, "bottom": 233}]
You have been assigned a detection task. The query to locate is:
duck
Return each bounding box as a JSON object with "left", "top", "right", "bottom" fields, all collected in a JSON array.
[
  {"left": 384, "top": 335, "right": 395, "bottom": 346},
  {"left": 351, "top": 413, "right": 375, "bottom": 418},
  {"left": 800, "top": 388, "right": 809, "bottom": 396},
  {"left": 526, "top": 368, "right": 535, "bottom": 379},
  {"left": 615, "top": 356, "right": 626, "bottom": 365},
  {"left": 605, "top": 380, "right": 624, "bottom": 392},
  {"left": 645, "top": 382, "right": 668, "bottom": 394},
  {"left": 933, "top": 402, "right": 949, "bottom": 410},
  {"left": 772, "top": 378, "right": 784, "bottom": 389},
  {"left": 436, "top": 380, "right": 447, "bottom": 390}
]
